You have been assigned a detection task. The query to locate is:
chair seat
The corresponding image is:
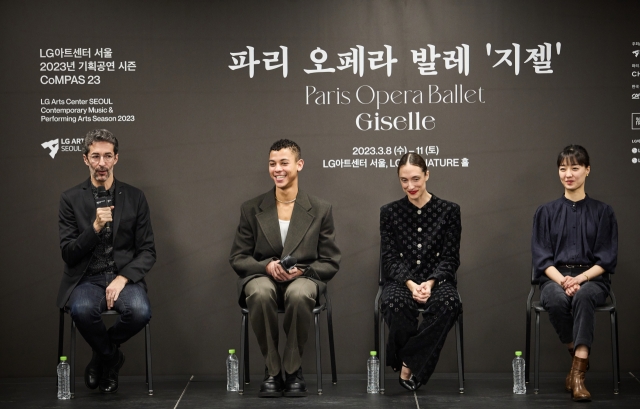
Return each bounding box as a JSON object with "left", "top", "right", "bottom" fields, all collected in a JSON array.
[
  {"left": 375, "top": 247, "right": 464, "bottom": 394},
  {"left": 376, "top": 294, "right": 465, "bottom": 394},
  {"left": 531, "top": 300, "right": 616, "bottom": 313},
  {"left": 417, "top": 306, "right": 464, "bottom": 314},
  {"left": 58, "top": 308, "right": 153, "bottom": 397},
  {"left": 526, "top": 271, "right": 620, "bottom": 395},
  {"left": 239, "top": 293, "right": 336, "bottom": 395},
  {"left": 241, "top": 303, "right": 327, "bottom": 315},
  {"left": 63, "top": 307, "right": 121, "bottom": 316}
]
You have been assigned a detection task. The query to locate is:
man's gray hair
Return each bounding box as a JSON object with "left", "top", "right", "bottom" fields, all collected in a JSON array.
[{"left": 83, "top": 129, "right": 119, "bottom": 156}]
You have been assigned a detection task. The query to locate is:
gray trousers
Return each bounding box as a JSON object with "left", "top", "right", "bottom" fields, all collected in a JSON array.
[
  {"left": 540, "top": 280, "right": 608, "bottom": 349},
  {"left": 244, "top": 276, "right": 317, "bottom": 376}
]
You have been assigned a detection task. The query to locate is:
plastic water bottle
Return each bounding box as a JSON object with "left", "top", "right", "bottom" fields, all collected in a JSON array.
[
  {"left": 226, "top": 349, "right": 239, "bottom": 392},
  {"left": 367, "top": 351, "right": 380, "bottom": 393},
  {"left": 57, "top": 356, "right": 71, "bottom": 399},
  {"left": 512, "top": 351, "right": 526, "bottom": 394}
]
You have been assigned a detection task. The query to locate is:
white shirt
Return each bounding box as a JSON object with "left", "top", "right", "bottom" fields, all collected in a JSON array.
[{"left": 278, "top": 219, "right": 290, "bottom": 246}]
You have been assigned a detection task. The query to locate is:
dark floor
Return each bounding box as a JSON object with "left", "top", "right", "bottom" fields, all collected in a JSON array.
[{"left": 1, "top": 373, "right": 639, "bottom": 409}]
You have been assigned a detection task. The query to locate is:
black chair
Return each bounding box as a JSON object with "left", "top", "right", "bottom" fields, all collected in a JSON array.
[
  {"left": 525, "top": 266, "right": 620, "bottom": 394},
  {"left": 57, "top": 308, "right": 153, "bottom": 397},
  {"left": 238, "top": 287, "right": 337, "bottom": 395},
  {"left": 374, "top": 250, "right": 465, "bottom": 394}
]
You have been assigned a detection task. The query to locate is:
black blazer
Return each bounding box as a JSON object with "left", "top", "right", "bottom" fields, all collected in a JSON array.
[
  {"left": 56, "top": 178, "right": 156, "bottom": 308},
  {"left": 229, "top": 188, "right": 341, "bottom": 305}
]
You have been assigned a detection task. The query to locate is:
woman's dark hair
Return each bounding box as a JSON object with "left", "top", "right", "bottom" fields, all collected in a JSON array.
[
  {"left": 557, "top": 144, "right": 590, "bottom": 167},
  {"left": 397, "top": 153, "right": 428, "bottom": 174}
]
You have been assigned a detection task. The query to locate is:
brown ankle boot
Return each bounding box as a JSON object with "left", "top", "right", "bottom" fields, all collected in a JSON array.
[
  {"left": 565, "top": 348, "right": 574, "bottom": 393},
  {"left": 570, "top": 356, "right": 591, "bottom": 402}
]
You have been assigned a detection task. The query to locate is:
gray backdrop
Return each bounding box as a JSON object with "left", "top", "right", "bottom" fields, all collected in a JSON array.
[{"left": 1, "top": 0, "right": 639, "bottom": 378}]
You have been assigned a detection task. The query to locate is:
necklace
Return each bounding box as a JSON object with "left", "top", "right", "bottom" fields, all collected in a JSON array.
[{"left": 275, "top": 196, "right": 296, "bottom": 204}]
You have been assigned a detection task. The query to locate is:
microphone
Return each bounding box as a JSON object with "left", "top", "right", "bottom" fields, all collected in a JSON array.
[
  {"left": 279, "top": 255, "right": 298, "bottom": 272},
  {"left": 96, "top": 186, "right": 113, "bottom": 233}
]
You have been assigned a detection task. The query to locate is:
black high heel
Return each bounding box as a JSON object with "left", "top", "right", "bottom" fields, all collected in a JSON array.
[
  {"left": 399, "top": 375, "right": 419, "bottom": 391},
  {"left": 399, "top": 365, "right": 421, "bottom": 391}
]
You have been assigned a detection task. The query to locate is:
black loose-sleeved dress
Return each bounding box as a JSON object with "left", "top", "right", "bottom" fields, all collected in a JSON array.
[
  {"left": 379, "top": 194, "right": 461, "bottom": 384},
  {"left": 532, "top": 195, "right": 617, "bottom": 284},
  {"left": 531, "top": 194, "right": 617, "bottom": 348}
]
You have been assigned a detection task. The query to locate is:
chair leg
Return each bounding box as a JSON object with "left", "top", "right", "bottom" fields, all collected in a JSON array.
[
  {"left": 379, "top": 308, "right": 385, "bottom": 394},
  {"left": 326, "top": 299, "right": 337, "bottom": 384},
  {"left": 611, "top": 311, "right": 619, "bottom": 394},
  {"left": 239, "top": 313, "right": 246, "bottom": 394},
  {"left": 63, "top": 311, "right": 155, "bottom": 396},
  {"left": 615, "top": 310, "right": 620, "bottom": 385},
  {"left": 145, "top": 323, "right": 153, "bottom": 395},
  {"left": 456, "top": 313, "right": 464, "bottom": 393},
  {"left": 534, "top": 311, "right": 540, "bottom": 394},
  {"left": 70, "top": 319, "right": 76, "bottom": 398},
  {"left": 58, "top": 310, "right": 64, "bottom": 363},
  {"left": 459, "top": 310, "right": 465, "bottom": 381},
  {"left": 244, "top": 313, "right": 250, "bottom": 385},
  {"left": 57, "top": 310, "right": 64, "bottom": 388},
  {"left": 374, "top": 303, "right": 380, "bottom": 356},
  {"left": 314, "top": 312, "right": 323, "bottom": 394},
  {"left": 525, "top": 307, "right": 531, "bottom": 384},
  {"left": 145, "top": 327, "right": 148, "bottom": 384}
]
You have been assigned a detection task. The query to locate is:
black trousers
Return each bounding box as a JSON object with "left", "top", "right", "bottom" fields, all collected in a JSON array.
[
  {"left": 540, "top": 279, "right": 608, "bottom": 349},
  {"left": 381, "top": 281, "right": 460, "bottom": 384}
]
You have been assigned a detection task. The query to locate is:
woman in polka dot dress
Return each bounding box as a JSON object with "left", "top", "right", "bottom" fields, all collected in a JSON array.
[{"left": 380, "top": 152, "right": 462, "bottom": 391}]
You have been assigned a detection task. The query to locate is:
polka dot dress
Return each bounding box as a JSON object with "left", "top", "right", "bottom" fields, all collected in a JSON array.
[{"left": 379, "top": 194, "right": 462, "bottom": 385}]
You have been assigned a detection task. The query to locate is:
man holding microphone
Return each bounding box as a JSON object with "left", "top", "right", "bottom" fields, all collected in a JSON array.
[{"left": 57, "top": 129, "right": 155, "bottom": 394}]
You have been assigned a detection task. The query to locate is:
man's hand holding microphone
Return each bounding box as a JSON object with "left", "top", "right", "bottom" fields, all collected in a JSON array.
[{"left": 93, "top": 186, "right": 113, "bottom": 234}]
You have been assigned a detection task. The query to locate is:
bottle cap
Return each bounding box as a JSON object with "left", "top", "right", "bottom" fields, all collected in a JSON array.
[
  {"left": 515, "top": 351, "right": 522, "bottom": 356},
  {"left": 60, "top": 356, "right": 67, "bottom": 361},
  {"left": 370, "top": 351, "right": 377, "bottom": 356},
  {"left": 229, "top": 349, "right": 236, "bottom": 354}
]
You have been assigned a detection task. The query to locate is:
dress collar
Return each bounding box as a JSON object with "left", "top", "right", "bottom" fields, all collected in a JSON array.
[
  {"left": 402, "top": 193, "right": 437, "bottom": 210},
  {"left": 562, "top": 193, "right": 589, "bottom": 207}
]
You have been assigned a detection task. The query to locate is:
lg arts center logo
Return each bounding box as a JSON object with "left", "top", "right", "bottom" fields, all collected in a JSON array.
[
  {"left": 41, "top": 137, "right": 83, "bottom": 159},
  {"left": 41, "top": 139, "right": 59, "bottom": 158}
]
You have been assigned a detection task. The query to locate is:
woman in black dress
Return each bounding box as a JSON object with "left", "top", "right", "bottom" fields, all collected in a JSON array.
[
  {"left": 532, "top": 145, "right": 617, "bottom": 402},
  {"left": 380, "top": 153, "right": 461, "bottom": 391}
]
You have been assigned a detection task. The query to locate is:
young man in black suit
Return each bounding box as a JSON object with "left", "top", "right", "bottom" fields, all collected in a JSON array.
[{"left": 57, "top": 129, "right": 156, "bottom": 393}]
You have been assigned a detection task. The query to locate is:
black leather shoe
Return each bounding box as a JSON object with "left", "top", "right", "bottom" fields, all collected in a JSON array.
[
  {"left": 259, "top": 367, "right": 284, "bottom": 398},
  {"left": 84, "top": 350, "right": 103, "bottom": 389},
  {"left": 99, "top": 349, "right": 125, "bottom": 393},
  {"left": 283, "top": 367, "right": 307, "bottom": 397},
  {"left": 399, "top": 374, "right": 421, "bottom": 392}
]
